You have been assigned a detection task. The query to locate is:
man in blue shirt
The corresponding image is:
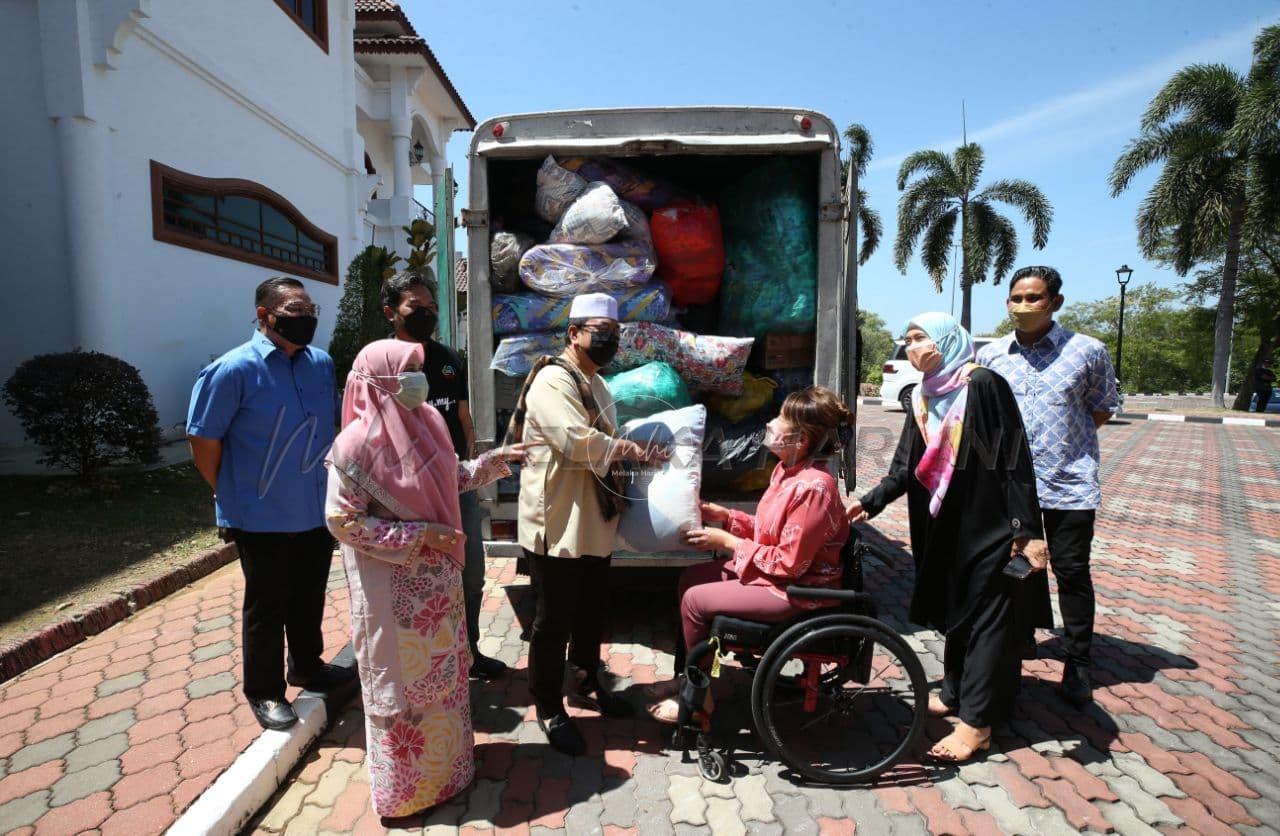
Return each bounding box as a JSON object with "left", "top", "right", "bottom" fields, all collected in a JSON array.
[
  {"left": 187, "top": 277, "right": 352, "bottom": 730},
  {"left": 977, "top": 266, "right": 1119, "bottom": 707}
]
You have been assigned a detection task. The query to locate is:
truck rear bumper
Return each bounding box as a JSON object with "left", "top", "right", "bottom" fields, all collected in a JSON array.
[{"left": 483, "top": 540, "right": 714, "bottom": 568}]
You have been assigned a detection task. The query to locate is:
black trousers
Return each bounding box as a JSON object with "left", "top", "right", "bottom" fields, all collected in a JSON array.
[
  {"left": 459, "top": 493, "right": 486, "bottom": 651},
  {"left": 234, "top": 527, "right": 335, "bottom": 700},
  {"left": 940, "top": 581, "right": 1020, "bottom": 729},
  {"left": 1044, "top": 509, "right": 1096, "bottom": 666},
  {"left": 525, "top": 549, "right": 610, "bottom": 717}
]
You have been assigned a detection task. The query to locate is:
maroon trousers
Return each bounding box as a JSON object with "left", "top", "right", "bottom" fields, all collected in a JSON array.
[{"left": 678, "top": 560, "right": 801, "bottom": 654}]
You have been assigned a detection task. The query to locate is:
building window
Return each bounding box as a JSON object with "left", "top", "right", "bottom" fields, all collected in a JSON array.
[
  {"left": 274, "top": 0, "right": 327, "bottom": 52},
  {"left": 151, "top": 161, "right": 338, "bottom": 284}
]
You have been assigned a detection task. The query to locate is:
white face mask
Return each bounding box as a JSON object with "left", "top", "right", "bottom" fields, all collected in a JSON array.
[
  {"left": 763, "top": 419, "right": 800, "bottom": 458},
  {"left": 359, "top": 371, "right": 430, "bottom": 411}
]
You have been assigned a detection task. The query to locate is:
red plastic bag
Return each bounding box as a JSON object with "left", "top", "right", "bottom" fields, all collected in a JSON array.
[{"left": 650, "top": 202, "right": 724, "bottom": 306}]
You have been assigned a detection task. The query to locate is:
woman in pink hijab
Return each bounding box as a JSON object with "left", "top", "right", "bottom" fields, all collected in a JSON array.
[{"left": 325, "top": 339, "right": 520, "bottom": 818}]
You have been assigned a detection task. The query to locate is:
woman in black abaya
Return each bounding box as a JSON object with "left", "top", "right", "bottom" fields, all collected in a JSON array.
[{"left": 847, "top": 312, "right": 1049, "bottom": 763}]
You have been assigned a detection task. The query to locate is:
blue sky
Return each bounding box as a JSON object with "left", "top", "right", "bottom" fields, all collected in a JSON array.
[{"left": 407, "top": 0, "right": 1279, "bottom": 337}]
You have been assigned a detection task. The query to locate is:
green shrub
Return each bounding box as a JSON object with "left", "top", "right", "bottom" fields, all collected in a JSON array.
[
  {"left": 329, "top": 245, "right": 400, "bottom": 386},
  {"left": 4, "top": 350, "right": 162, "bottom": 475}
]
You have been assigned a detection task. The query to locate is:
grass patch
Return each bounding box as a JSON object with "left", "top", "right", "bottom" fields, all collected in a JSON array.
[{"left": 0, "top": 463, "right": 220, "bottom": 641}]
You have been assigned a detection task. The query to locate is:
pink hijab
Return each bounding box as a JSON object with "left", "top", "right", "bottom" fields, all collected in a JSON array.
[{"left": 327, "top": 339, "right": 463, "bottom": 567}]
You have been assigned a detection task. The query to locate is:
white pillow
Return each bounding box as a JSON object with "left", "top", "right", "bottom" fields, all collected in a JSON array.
[{"left": 616, "top": 405, "right": 706, "bottom": 553}]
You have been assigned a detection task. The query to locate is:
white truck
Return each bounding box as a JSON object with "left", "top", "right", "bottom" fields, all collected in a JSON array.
[{"left": 463, "top": 107, "right": 860, "bottom": 565}]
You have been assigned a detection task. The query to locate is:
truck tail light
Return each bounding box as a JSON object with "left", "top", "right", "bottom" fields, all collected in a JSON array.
[
  {"left": 492, "top": 121, "right": 510, "bottom": 139},
  {"left": 795, "top": 114, "right": 813, "bottom": 133},
  {"left": 489, "top": 519, "right": 516, "bottom": 540}
]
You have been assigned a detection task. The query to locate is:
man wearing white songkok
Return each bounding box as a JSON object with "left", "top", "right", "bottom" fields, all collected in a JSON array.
[{"left": 504, "top": 292, "right": 665, "bottom": 755}]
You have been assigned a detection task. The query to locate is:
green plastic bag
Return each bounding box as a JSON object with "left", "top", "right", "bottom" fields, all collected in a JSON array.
[
  {"left": 717, "top": 157, "right": 819, "bottom": 337},
  {"left": 604, "top": 361, "right": 692, "bottom": 425}
]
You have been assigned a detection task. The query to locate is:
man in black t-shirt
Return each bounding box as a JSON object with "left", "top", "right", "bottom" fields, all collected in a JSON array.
[{"left": 382, "top": 271, "right": 508, "bottom": 680}]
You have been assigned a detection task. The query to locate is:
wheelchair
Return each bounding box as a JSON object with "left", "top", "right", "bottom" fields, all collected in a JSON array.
[{"left": 671, "top": 528, "right": 928, "bottom": 785}]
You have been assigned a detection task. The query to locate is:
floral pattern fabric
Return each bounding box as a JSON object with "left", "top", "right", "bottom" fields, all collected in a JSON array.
[
  {"left": 326, "top": 450, "right": 509, "bottom": 818},
  {"left": 490, "top": 322, "right": 753, "bottom": 395},
  {"left": 518, "top": 240, "right": 658, "bottom": 297}
]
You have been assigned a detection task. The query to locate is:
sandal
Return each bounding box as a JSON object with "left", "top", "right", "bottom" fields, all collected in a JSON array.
[
  {"left": 927, "top": 724, "right": 991, "bottom": 763},
  {"left": 646, "top": 691, "right": 714, "bottom": 726},
  {"left": 927, "top": 695, "right": 956, "bottom": 718}
]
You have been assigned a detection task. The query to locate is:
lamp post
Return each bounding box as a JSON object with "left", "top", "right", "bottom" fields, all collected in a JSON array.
[{"left": 1115, "top": 264, "right": 1133, "bottom": 388}]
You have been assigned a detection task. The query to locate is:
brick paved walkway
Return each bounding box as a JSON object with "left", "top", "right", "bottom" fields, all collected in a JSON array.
[
  {"left": 1, "top": 409, "right": 1277, "bottom": 834},
  {"left": 247, "top": 410, "right": 1280, "bottom": 836},
  {"left": 0, "top": 558, "right": 349, "bottom": 835}
]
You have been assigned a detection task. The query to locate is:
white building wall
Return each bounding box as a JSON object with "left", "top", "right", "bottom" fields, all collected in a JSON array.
[
  {"left": 0, "top": 0, "right": 363, "bottom": 447},
  {"left": 88, "top": 1, "right": 359, "bottom": 436},
  {"left": 0, "top": 1, "right": 76, "bottom": 444}
]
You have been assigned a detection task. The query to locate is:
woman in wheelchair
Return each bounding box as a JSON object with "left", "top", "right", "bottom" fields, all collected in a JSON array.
[
  {"left": 847, "top": 312, "right": 1048, "bottom": 764},
  {"left": 645, "top": 386, "right": 854, "bottom": 724}
]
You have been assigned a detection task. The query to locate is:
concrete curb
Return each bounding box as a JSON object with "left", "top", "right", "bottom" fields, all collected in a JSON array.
[
  {"left": 168, "top": 645, "right": 359, "bottom": 836},
  {"left": 856, "top": 398, "right": 1280, "bottom": 428},
  {"left": 1113, "top": 411, "right": 1280, "bottom": 428},
  {"left": 0, "top": 541, "right": 239, "bottom": 683}
]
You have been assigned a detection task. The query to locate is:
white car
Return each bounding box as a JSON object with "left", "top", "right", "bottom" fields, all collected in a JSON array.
[{"left": 879, "top": 338, "right": 996, "bottom": 411}]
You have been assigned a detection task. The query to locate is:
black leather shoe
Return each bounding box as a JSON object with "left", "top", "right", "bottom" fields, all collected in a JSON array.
[
  {"left": 1059, "top": 662, "right": 1092, "bottom": 706},
  {"left": 538, "top": 711, "right": 587, "bottom": 757},
  {"left": 249, "top": 698, "right": 298, "bottom": 731},
  {"left": 469, "top": 651, "right": 508, "bottom": 681},
  {"left": 566, "top": 666, "right": 635, "bottom": 718},
  {"left": 287, "top": 663, "right": 357, "bottom": 692},
  {"left": 1021, "top": 636, "right": 1039, "bottom": 660}
]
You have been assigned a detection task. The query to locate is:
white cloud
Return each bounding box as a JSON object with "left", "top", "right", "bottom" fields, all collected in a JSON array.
[{"left": 870, "top": 19, "right": 1267, "bottom": 175}]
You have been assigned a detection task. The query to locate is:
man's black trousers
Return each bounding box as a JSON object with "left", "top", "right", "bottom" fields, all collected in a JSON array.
[
  {"left": 233, "top": 527, "right": 335, "bottom": 700},
  {"left": 525, "top": 549, "right": 611, "bottom": 717}
]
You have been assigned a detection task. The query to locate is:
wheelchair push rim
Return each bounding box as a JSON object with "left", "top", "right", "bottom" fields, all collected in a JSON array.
[{"left": 750, "top": 615, "right": 928, "bottom": 785}]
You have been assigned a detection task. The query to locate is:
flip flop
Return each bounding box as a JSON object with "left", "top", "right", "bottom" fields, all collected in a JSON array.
[
  {"left": 646, "top": 698, "right": 682, "bottom": 725},
  {"left": 927, "top": 728, "right": 992, "bottom": 763}
]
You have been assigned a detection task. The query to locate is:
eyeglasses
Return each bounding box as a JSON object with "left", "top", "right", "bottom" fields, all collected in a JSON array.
[
  {"left": 581, "top": 325, "right": 619, "bottom": 336},
  {"left": 276, "top": 303, "right": 320, "bottom": 317}
]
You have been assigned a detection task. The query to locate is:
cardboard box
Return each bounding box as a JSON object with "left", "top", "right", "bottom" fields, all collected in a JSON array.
[{"left": 760, "top": 333, "right": 816, "bottom": 370}]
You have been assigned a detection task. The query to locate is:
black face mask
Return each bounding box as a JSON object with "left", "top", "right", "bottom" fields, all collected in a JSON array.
[
  {"left": 583, "top": 329, "right": 620, "bottom": 367},
  {"left": 270, "top": 313, "right": 318, "bottom": 347},
  {"left": 403, "top": 309, "right": 438, "bottom": 342}
]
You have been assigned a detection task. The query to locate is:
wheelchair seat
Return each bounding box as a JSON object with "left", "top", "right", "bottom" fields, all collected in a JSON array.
[{"left": 705, "top": 524, "right": 876, "bottom": 649}]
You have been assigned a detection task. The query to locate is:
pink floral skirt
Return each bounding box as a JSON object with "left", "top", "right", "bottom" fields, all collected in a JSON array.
[{"left": 364, "top": 557, "right": 475, "bottom": 817}]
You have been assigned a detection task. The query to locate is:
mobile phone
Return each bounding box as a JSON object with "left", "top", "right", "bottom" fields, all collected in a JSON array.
[{"left": 1003, "top": 553, "right": 1034, "bottom": 580}]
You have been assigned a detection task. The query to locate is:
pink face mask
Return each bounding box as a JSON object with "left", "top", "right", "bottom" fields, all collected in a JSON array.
[
  {"left": 763, "top": 419, "right": 800, "bottom": 458},
  {"left": 906, "top": 339, "right": 943, "bottom": 374}
]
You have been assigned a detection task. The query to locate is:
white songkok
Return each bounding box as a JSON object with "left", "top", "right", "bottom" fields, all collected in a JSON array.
[{"left": 568, "top": 292, "right": 619, "bottom": 321}]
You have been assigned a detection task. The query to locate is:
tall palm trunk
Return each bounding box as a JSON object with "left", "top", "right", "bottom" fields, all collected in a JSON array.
[
  {"left": 959, "top": 196, "right": 972, "bottom": 331},
  {"left": 1210, "top": 202, "right": 1245, "bottom": 408}
]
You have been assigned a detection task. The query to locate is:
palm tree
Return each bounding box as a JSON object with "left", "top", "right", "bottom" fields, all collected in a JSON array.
[
  {"left": 894, "top": 143, "right": 1052, "bottom": 330},
  {"left": 1109, "top": 25, "right": 1280, "bottom": 408},
  {"left": 842, "top": 123, "right": 883, "bottom": 265}
]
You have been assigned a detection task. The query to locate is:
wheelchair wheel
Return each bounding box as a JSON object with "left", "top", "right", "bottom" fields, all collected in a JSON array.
[
  {"left": 750, "top": 615, "right": 927, "bottom": 785},
  {"left": 698, "top": 747, "right": 727, "bottom": 783}
]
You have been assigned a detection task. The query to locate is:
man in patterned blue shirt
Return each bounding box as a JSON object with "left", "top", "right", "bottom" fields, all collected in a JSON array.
[{"left": 977, "top": 266, "right": 1119, "bottom": 706}]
